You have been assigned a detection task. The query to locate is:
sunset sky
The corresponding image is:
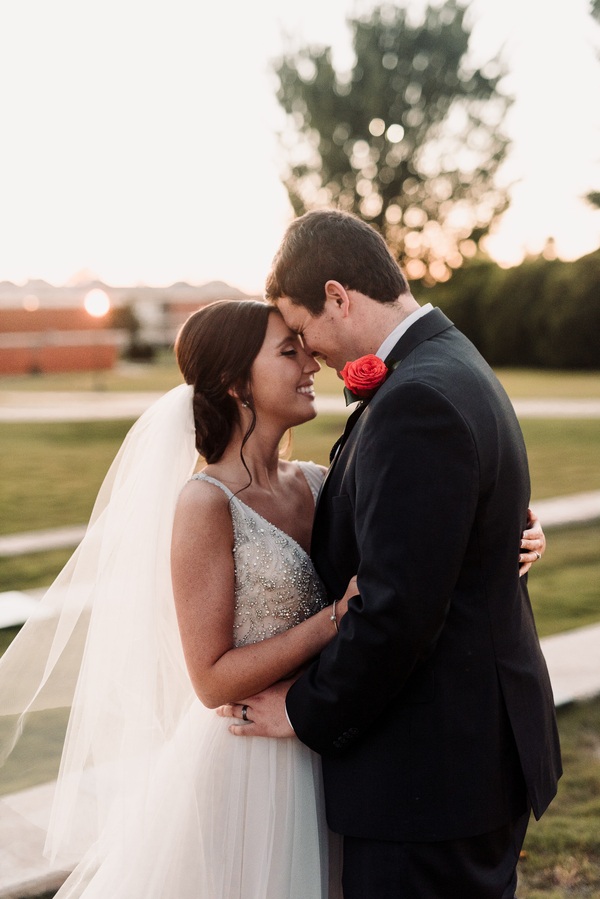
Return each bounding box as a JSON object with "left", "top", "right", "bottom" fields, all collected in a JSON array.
[{"left": 1, "top": 0, "right": 599, "bottom": 294}]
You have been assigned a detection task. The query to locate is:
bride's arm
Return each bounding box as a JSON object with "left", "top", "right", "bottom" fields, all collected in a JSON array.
[{"left": 171, "top": 481, "right": 353, "bottom": 709}]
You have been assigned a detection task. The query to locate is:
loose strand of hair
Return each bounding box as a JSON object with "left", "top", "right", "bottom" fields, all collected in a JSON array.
[{"left": 231, "top": 409, "right": 257, "bottom": 500}]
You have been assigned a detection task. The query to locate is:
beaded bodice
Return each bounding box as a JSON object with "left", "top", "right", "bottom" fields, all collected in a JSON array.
[{"left": 190, "top": 463, "right": 327, "bottom": 647}]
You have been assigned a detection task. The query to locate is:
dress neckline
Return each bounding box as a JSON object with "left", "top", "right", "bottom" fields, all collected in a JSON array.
[{"left": 192, "top": 464, "right": 316, "bottom": 560}]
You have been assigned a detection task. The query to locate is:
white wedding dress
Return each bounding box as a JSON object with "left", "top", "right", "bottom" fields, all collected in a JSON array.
[{"left": 51, "top": 461, "right": 343, "bottom": 899}]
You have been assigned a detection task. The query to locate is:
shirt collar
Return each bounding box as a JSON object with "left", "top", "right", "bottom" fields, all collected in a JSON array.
[{"left": 376, "top": 303, "right": 434, "bottom": 361}]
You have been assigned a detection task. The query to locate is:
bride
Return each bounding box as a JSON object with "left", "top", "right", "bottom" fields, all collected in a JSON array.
[{"left": 0, "top": 298, "right": 545, "bottom": 897}]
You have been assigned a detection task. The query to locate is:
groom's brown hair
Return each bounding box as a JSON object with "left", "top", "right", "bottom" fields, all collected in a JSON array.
[{"left": 265, "top": 209, "right": 409, "bottom": 315}]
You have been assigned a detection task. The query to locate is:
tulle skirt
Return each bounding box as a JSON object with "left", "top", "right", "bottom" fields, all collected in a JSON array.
[{"left": 52, "top": 701, "right": 343, "bottom": 898}]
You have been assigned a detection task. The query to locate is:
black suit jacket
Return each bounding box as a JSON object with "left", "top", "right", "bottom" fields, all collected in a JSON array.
[{"left": 287, "top": 309, "right": 562, "bottom": 842}]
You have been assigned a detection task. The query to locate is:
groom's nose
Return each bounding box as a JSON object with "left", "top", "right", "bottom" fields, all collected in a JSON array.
[{"left": 303, "top": 351, "right": 321, "bottom": 373}]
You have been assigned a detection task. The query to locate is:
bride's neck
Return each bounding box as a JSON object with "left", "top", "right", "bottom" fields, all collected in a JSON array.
[{"left": 207, "top": 423, "right": 285, "bottom": 490}]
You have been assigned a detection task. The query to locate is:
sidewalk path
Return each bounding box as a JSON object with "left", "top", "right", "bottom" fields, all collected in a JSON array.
[
  {"left": 0, "top": 390, "right": 164, "bottom": 422},
  {"left": 541, "top": 622, "right": 600, "bottom": 707},
  {"left": 2, "top": 489, "right": 598, "bottom": 566},
  {"left": 0, "top": 526, "right": 87, "bottom": 558},
  {"left": 2, "top": 391, "right": 600, "bottom": 422},
  {"left": 528, "top": 490, "right": 600, "bottom": 527}
]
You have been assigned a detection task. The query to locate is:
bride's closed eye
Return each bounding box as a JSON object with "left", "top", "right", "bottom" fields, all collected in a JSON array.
[{"left": 281, "top": 348, "right": 298, "bottom": 356}]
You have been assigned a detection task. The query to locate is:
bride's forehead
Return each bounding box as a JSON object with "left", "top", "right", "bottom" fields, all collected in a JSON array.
[{"left": 263, "top": 312, "right": 295, "bottom": 342}]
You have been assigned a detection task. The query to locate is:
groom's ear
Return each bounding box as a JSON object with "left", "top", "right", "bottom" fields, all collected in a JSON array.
[{"left": 324, "top": 280, "right": 351, "bottom": 317}]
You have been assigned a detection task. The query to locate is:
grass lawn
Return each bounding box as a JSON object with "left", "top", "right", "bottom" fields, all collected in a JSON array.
[
  {"left": 0, "top": 707, "right": 69, "bottom": 794},
  {"left": 519, "top": 420, "right": 600, "bottom": 500},
  {"left": 526, "top": 521, "right": 600, "bottom": 637},
  {"left": 518, "top": 697, "right": 600, "bottom": 898},
  {"left": 2, "top": 415, "right": 599, "bottom": 539},
  {"left": 1, "top": 410, "right": 599, "bottom": 604},
  {"left": 2, "top": 359, "right": 600, "bottom": 399},
  {"left": 0, "top": 353, "right": 183, "bottom": 393},
  {"left": 1, "top": 412, "right": 599, "bottom": 636},
  {"left": 495, "top": 369, "right": 600, "bottom": 400},
  {"left": 0, "top": 419, "right": 132, "bottom": 534}
]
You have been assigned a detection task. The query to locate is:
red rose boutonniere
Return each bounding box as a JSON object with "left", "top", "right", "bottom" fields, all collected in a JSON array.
[{"left": 341, "top": 354, "right": 389, "bottom": 405}]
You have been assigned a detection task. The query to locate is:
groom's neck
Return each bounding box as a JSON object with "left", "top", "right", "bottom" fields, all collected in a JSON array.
[{"left": 350, "top": 291, "right": 421, "bottom": 355}]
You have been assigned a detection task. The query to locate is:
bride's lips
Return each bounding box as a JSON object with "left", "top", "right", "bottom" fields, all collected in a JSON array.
[{"left": 297, "top": 382, "right": 315, "bottom": 398}]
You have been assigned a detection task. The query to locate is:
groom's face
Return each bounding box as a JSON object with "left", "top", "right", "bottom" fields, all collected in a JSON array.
[{"left": 276, "top": 295, "right": 349, "bottom": 374}]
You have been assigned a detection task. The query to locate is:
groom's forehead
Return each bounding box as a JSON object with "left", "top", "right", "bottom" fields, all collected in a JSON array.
[{"left": 276, "top": 297, "right": 313, "bottom": 333}]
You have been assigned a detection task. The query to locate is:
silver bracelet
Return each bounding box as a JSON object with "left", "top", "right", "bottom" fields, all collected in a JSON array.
[{"left": 330, "top": 600, "right": 339, "bottom": 633}]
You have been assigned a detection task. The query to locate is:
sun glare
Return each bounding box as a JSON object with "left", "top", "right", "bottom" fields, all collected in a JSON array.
[{"left": 84, "top": 289, "right": 111, "bottom": 318}]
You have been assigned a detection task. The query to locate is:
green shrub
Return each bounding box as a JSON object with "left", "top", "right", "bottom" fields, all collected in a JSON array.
[{"left": 415, "top": 250, "right": 600, "bottom": 369}]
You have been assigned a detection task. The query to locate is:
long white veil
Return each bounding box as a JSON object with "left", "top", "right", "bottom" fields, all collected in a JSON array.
[{"left": 0, "top": 383, "right": 198, "bottom": 864}]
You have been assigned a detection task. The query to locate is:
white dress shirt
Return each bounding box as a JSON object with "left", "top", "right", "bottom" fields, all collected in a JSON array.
[{"left": 375, "top": 303, "right": 433, "bottom": 361}]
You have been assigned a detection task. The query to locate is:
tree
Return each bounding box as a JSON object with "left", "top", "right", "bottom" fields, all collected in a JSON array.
[
  {"left": 273, "top": 1, "right": 512, "bottom": 284},
  {"left": 107, "top": 301, "right": 141, "bottom": 345},
  {"left": 107, "top": 301, "right": 155, "bottom": 361}
]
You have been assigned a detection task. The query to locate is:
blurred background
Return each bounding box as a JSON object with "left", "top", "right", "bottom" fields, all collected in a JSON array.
[{"left": 1, "top": 1, "right": 599, "bottom": 895}]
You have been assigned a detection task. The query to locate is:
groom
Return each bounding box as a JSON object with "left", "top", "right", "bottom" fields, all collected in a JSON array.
[{"left": 232, "top": 209, "right": 562, "bottom": 897}]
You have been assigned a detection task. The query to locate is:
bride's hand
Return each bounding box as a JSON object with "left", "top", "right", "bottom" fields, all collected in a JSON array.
[
  {"left": 519, "top": 508, "right": 546, "bottom": 576},
  {"left": 333, "top": 575, "right": 359, "bottom": 626}
]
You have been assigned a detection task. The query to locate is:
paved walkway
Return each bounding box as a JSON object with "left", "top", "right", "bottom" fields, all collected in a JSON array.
[
  {"left": 1, "top": 488, "right": 599, "bottom": 566},
  {"left": 2, "top": 391, "right": 600, "bottom": 421}
]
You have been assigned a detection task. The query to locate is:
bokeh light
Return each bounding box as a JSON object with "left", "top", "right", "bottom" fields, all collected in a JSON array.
[{"left": 84, "top": 289, "right": 111, "bottom": 318}]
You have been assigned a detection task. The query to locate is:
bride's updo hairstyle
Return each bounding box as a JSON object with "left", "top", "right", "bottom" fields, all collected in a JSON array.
[{"left": 175, "top": 299, "right": 275, "bottom": 463}]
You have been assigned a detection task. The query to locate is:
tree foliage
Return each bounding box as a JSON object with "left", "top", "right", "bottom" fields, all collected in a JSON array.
[
  {"left": 417, "top": 249, "right": 600, "bottom": 369},
  {"left": 273, "top": 1, "right": 512, "bottom": 284},
  {"left": 107, "top": 302, "right": 140, "bottom": 337}
]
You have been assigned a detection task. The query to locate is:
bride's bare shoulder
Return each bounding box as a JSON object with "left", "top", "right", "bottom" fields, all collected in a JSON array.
[
  {"left": 175, "top": 472, "right": 231, "bottom": 521},
  {"left": 288, "top": 459, "right": 328, "bottom": 477}
]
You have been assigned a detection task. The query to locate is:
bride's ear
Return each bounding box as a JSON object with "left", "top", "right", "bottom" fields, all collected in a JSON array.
[
  {"left": 227, "top": 383, "right": 250, "bottom": 408},
  {"left": 324, "top": 281, "right": 351, "bottom": 317}
]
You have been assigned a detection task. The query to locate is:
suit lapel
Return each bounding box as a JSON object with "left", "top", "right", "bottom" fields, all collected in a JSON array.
[
  {"left": 317, "top": 308, "right": 455, "bottom": 516},
  {"left": 328, "top": 401, "right": 367, "bottom": 463},
  {"left": 384, "top": 307, "right": 453, "bottom": 369},
  {"left": 328, "top": 310, "right": 454, "bottom": 464},
  {"left": 314, "top": 400, "right": 365, "bottom": 516}
]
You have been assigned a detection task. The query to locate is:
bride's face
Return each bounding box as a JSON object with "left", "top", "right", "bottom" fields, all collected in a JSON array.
[{"left": 249, "top": 312, "right": 320, "bottom": 430}]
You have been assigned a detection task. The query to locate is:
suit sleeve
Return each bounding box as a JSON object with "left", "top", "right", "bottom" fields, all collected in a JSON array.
[{"left": 286, "top": 381, "right": 480, "bottom": 756}]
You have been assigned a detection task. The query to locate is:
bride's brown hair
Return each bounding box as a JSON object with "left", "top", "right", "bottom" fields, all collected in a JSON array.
[{"left": 175, "top": 299, "right": 276, "bottom": 463}]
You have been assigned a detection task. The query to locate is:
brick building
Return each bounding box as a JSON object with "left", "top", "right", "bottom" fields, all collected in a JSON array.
[
  {"left": 0, "top": 280, "right": 254, "bottom": 375},
  {"left": 0, "top": 306, "right": 120, "bottom": 375}
]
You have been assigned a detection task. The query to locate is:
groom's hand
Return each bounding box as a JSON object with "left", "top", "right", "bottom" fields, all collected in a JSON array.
[{"left": 216, "top": 679, "right": 295, "bottom": 738}]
